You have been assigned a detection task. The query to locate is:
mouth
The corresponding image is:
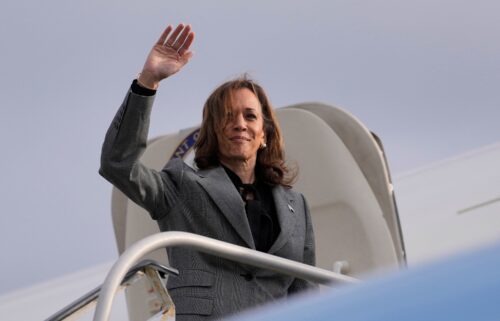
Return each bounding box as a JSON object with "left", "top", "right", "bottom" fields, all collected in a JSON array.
[{"left": 230, "top": 136, "right": 251, "bottom": 143}]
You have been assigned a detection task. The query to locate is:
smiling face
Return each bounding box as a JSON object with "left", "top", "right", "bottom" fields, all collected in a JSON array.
[{"left": 217, "top": 88, "right": 266, "bottom": 166}]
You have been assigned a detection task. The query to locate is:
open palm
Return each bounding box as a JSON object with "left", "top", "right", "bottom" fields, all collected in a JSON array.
[{"left": 139, "top": 24, "right": 195, "bottom": 89}]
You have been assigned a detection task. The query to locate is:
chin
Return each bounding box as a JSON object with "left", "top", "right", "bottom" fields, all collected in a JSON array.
[
  {"left": 230, "top": 154, "right": 251, "bottom": 162},
  {"left": 221, "top": 152, "right": 256, "bottom": 164}
]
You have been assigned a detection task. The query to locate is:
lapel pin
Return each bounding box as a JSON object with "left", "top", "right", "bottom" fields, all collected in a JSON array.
[{"left": 288, "top": 204, "right": 295, "bottom": 213}]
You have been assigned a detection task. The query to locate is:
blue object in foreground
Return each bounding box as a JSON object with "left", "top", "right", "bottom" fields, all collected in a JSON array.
[{"left": 227, "top": 241, "right": 500, "bottom": 321}]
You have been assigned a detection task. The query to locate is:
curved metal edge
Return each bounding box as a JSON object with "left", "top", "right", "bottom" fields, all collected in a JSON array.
[
  {"left": 93, "top": 231, "right": 359, "bottom": 321},
  {"left": 371, "top": 132, "right": 407, "bottom": 266}
]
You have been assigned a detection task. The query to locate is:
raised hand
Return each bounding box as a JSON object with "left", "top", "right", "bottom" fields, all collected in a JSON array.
[{"left": 138, "top": 24, "right": 195, "bottom": 89}]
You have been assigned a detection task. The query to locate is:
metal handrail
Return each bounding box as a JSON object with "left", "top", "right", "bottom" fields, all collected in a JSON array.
[
  {"left": 45, "top": 260, "right": 178, "bottom": 321},
  {"left": 93, "top": 231, "right": 359, "bottom": 321}
]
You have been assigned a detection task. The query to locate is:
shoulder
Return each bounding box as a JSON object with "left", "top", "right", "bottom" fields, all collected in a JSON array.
[
  {"left": 162, "top": 157, "right": 193, "bottom": 172},
  {"left": 162, "top": 158, "right": 220, "bottom": 183},
  {"left": 283, "top": 186, "right": 307, "bottom": 202},
  {"left": 160, "top": 158, "right": 199, "bottom": 183}
]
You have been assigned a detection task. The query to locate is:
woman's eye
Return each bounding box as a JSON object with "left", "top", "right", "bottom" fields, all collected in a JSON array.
[{"left": 246, "top": 114, "right": 257, "bottom": 120}]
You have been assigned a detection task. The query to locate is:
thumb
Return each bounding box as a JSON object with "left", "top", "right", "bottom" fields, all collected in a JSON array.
[{"left": 180, "top": 51, "right": 194, "bottom": 64}]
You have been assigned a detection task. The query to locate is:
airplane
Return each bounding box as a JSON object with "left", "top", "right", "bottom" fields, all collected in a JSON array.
[{"left": 0, "top": 101, "right": 499, "bottom": 321}]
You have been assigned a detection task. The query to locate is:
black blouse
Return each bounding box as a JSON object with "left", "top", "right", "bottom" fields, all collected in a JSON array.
[{"left": 222, "top": 166, "right": 280, "bottom": 252}]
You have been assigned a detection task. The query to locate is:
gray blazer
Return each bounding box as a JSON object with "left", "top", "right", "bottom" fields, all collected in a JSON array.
[{"left": 99, "top": 88, "right": 316, "bottom": 321}]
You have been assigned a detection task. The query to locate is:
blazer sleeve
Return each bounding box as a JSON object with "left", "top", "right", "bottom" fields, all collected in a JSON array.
[
  {"left": 99, "top": 87, "right": 181, "bottom": 220},
  {"left": 288, "top": 194, "right": 318, "bottom": 294}
]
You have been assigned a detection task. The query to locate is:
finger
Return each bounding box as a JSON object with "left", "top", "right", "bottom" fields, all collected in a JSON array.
[
  {"left": 165, "top": 23, "right": 184, "bottom": 46},
  {"left": 179, "top": 51, "right": 194, "bottom": 65},
  {"left": 156, "top": 25, "right": 173, "bottom": 46},
  {"left": 177, "top": 32, "right": 195, "bottom": 56},
  {"left": 172, "top": 25, "right": 191, "bottom": 50}
]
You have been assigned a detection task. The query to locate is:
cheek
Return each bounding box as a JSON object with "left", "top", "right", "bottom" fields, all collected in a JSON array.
[
  {"left": 216, "top": 132, "right": 235, "bottom": 155},
  {"left": 215, "top": 132, "right": 227, "bottom": 151}
]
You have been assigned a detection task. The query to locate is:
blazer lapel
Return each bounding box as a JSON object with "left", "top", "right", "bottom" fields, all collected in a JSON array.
[
  {"left": 196, "top": 166, "right": 256, "bottom": 249},
  {"left": 268, "top": 186, "right": 297, "bottom": 254}
]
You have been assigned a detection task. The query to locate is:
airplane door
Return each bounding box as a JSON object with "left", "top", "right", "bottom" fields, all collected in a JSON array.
[{"left": 276, "top": 103, "right": 405, "bottom": 276}]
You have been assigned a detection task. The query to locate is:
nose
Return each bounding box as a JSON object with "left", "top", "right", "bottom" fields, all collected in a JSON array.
[{"left": 232, "top": 113, "right": 247, "bottom": 131}]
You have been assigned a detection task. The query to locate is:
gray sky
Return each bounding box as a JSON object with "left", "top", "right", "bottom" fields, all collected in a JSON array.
[{"left": 1, "top": 0, "right": 499, "bottom": 295}]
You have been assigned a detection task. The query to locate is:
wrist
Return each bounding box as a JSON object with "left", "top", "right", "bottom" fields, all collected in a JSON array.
[
  {"left": 131, "top": 79, "right": 156, "bottom": 96},
  {"left": 137, "top": 72, "right": 160, "bottom": 90}
]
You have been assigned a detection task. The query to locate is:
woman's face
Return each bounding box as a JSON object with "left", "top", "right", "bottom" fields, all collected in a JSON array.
[{"left": 217, "top": 88, "right": 266, "bottom": 166}]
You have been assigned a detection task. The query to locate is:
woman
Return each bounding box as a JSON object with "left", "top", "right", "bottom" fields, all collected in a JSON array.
[{"left": 100, "top": 23, "right": 316, "bottom": 320}]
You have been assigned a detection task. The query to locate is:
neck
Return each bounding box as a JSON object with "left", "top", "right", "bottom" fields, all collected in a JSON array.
[{"left": 220, "top": 158, "right": 256, "bottom": 184}]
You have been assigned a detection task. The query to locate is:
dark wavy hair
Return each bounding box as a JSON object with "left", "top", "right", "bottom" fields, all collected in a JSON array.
[{"left": 194, "top": 76, "right": 295, "bottom": 187}]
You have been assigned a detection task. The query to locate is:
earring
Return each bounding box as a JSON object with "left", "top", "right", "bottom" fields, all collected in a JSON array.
[{"left": 260, "top": 142, "right": 267, "bottom": 149}]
